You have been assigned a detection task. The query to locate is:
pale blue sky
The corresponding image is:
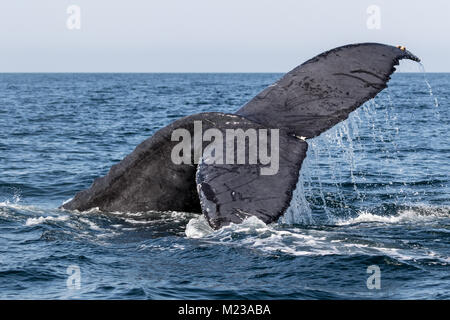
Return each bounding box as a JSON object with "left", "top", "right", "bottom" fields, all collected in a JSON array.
[{"left": 0, "top": 0, "right": 448, "bottom": 72}]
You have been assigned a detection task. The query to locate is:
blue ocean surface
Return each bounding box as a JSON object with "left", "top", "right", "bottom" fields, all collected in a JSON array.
[{"left": 0, "top": 72, "right": 448, "bottom": 299}]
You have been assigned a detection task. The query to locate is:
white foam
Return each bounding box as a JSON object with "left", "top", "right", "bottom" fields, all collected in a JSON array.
[
  {"left": 186, "top": 215, "right": 273, "bottom": 239},
  {"left": 0, "top": 200, "right": 45, "bottom": 213},
  {"left": 25, "top": 215, "right": 70, "bottom": 226},
  {"left": 124, "top": 219, "right": 152, "bottom": 224},
  {"left": 79, "top": 217, "right": 103, "bottom": 231},
  {"left": 336, "top": 207, "right": 449, "bottom": 226},
  {"left": 184, "top": 207, "right": 449, "bottom": 264}
]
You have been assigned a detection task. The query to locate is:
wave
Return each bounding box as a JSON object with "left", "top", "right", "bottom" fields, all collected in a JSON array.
[
  {"left": 336, "top": 205, "right": 450, "bottom": 226},
  {"left": 184, "top": 205, "right": 450, "bottom": 264},
  {"left": 0, "top": 198, "right": 42, "bottom": 212},
  {"left": 2, "top": 193, "right": 449, "bottom": 264},
  {"left": 186, "top": 205, "right": 450, "bottom": 238}
]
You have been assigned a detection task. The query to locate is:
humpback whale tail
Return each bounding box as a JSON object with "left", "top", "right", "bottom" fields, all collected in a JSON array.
[{"left": 62, "top": 43, "right": 420, "bottom": 230}]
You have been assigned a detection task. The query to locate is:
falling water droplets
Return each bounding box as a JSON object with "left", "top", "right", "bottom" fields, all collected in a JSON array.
[
  {"left": 282, "top": 67, "right": 444, "bottom": 226},
  {"left": 418, "top": 63, "right": 439, "bottom": 108},
  {"left": 418, "top": 63, "right": 440, "bottom": 123},
  {"left": 281, "top": 173, "right": 313, "bottom": 225}
]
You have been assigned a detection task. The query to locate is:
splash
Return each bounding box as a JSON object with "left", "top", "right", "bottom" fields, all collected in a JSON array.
[
  {"left": 185, "top": 215, "right": 268, "bottom": 239},
  {"left": 185, "top": 215, "right": 214, "bottom": 238},
  {"left": 280, "top": 173, "right": 314, "bottom": 225},
  {"left": 184, "top": 205, "right": 449, "bottom": 265},
  {"left": 282, "top": 66, "right": 442, "bottom": 225}
]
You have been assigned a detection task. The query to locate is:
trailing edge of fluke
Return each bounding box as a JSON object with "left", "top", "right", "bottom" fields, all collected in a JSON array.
[{"left": 62, "top": 43, "right": 420, "bottom": 230}]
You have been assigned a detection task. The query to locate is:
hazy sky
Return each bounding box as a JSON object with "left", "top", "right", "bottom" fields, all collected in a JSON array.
[{"left": 1, "top": 0, "right": 449, "bottom": 72}]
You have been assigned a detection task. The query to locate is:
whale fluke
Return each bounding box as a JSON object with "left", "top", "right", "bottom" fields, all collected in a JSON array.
[
  {"left": 62, "top": 43, "right": 420, "bottom": 230},
  {"left": 196, "top": 129, "right": 307, "bottom": 229},
  {"left": 237, "top": 43, "right": 420, "bottom": 138},
  {"left": 63, "top": 112, "right": 245, "bottom": 213}
]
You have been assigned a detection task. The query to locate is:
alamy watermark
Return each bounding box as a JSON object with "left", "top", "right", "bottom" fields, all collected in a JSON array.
[
  {"left": 171, "top": 121, "right": 280, "bottom": 175},
  {"left": 366, "top": 5, "right": 381, "bottom": 30},
  {"left": 366, "top": 265, "right": 381, "bottom": 290},
  {"left": 66, "top": 5, "right": 81, "bottom": 30},
  {"left": 66, "top": 265, "right": 81, "bottom": 290}
]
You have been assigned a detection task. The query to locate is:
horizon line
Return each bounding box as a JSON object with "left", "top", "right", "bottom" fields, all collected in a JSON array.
[{"left": 0, "top": 71, "right": 448, "bottom": 74}]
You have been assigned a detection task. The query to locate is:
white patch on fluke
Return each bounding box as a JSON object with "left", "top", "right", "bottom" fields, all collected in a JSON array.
[{"left": 62, "top": 198, "right": 73, "bottom": 206}]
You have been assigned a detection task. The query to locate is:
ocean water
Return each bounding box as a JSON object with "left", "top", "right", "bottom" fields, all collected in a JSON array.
[{"left": 0, "top": 72, "right": 448, "bottom": 299}]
